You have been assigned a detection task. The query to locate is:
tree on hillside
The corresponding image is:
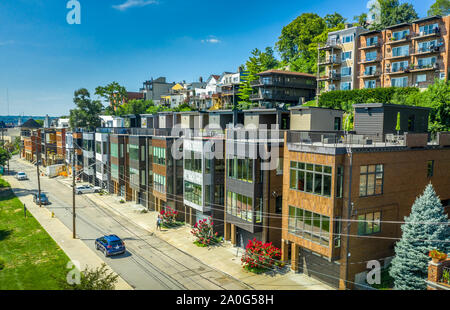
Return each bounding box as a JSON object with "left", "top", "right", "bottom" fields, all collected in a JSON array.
[
  {"left": 237, "top": 47, "right": 280, "bottom": 110},
  {"left": 69, "top": 88, "right": 103, "bottom": 131},
  {"left": 370, "top": 0, "right": 418, "bottom": 30},
  {"left": 389, "top": 184, "right": 450, "bottom": 290},
  {"left": 324, "top": 13, "right": 347, "bottom": 28},
  {"left": 95, "top": 82, "right": 127, "bottom": 110},
  {"left": 354, "top": 13, "right": 369, "bottom": 27},
  {"left": 276, "top": 13, "right": 327, "bottom": 73},
  {"left": 115, "top": 99, "right": 154, "bottom": 117},
  {"left": 428, "top": 0, "right": 450, "bottom": 16},
  {"left": 391, "top": 79, "right": 450, "bottom": 134}
]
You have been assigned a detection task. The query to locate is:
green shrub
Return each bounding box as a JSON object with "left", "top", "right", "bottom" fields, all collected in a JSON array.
[
  {"left": 0, "top": 258, "right": 6, "bottom": 270},
  {"left": 318, "top": 87, "right": 420, "bottom": 111}
]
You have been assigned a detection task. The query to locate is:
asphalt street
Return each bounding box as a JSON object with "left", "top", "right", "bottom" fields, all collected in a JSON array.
[{"left": 8, "top": 156, "right": 250, "bottom": 290}]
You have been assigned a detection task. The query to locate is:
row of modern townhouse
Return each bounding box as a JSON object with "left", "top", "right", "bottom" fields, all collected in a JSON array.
[
  {"left": 318, "top": 14, "right": 450, "bottom": 92},
  {"left": 19, "top": 103, "right": 450, "bottom": 290}
]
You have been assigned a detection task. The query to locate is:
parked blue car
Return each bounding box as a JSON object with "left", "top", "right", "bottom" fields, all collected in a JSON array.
[
  {"left": 33, "top": 193, "right": 49, "bottom": 205},
  {"left": 95, "top": 235, "right": 126, "bottom": 257}
]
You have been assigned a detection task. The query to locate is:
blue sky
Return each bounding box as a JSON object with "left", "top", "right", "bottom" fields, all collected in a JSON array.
[{"left": 0, "top": 0, "right": 432, "bottom": 116}]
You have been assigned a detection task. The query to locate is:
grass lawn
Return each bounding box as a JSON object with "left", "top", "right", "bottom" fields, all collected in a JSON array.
[{"left": 0, "top": 177, "right": 70, "bottom": 289}]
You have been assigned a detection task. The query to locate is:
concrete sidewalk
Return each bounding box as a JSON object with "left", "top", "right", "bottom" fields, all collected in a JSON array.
[
  {"left": 69, "top": 185, "right": 333, "bottom": 290},
  {"left": 3, "top": 173, "right": 133, "bottom": 290}
]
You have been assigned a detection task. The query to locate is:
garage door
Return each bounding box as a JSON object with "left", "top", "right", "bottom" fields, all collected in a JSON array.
[{"left": 299, "top": 248, "right": 341, "bottom": 288}]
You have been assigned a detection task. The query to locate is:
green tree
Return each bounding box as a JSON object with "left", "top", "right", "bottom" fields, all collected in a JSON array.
[
  {"left": 324, "top": 12, "right": 347, "bottom": 28},
  {"left": 115, "top": 99, "right": 155, "bottom": 117},
  {"left": 35, "top": 119, "right": 44, "bottom": 127},
  {"left": 0, "top": 148, "right": 12, "bottom": 167},
  {"left": 69, "top": 88, "right": 103, "bottom": 131},
  {"left": 370, "top": 0, "right": 418, "bottom": 30},
  {"left": 276, "top": 13, "right": 327, "bottom": 70},
  {"left": 95, "top": 82, "right": 127, "bottom": 110},
  {"left": 59, "top": 263, "right": 119, "bottom": 290},
  {"left": 428, "top": 0, "right": 450, "bottom": 16},
  {"left": 237, "top": 47, "right": 280, "bottom": 109},
  {"left": 389, "top": 184, "right": 450, "bottom": 290},
  {"left": 354, "top": 13, "right": 369, "bottom": 27}
]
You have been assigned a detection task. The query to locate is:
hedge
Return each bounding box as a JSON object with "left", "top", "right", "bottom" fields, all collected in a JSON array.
[{"left": 318, "top": 87, "right": 420, "bottom": 112}]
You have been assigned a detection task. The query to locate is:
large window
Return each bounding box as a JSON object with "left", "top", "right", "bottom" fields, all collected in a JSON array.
[
  {"left": 288, "top": 206, "right": 330, "bottom": 247},
  {"left": 418, "top": 40, "right": 438, "bottom": 53},
  {"left": 419, "top": 23, "right": 438, "bottom": 35},
  {"left": 357, "top": 212, "right": 381, "bottom": 235},
  {"left": 392, "top": 60, "right": 408, "bottom": 72},
  {"left": 391, "top": 76, "right": 408, "bottom": 87},
  {"left": 417, "top": 56, "right": 436, "bottom": 68},
  {"left": 336, "top": 166, "right": 344, "bottom": 198},
  {"left": 427, "top": 160, "right": 434, "bottom": 177},
  {"left": 129, "top": 167, "right": 139, "bottom": 186},
  {"left": 341, "top": 51, "right": 352, "bottom": 61},
  {"left": 154, "top": 173, "right": 166, "bottom": 193},
  {"left": 184, "top": 150, "right": 202, "bottom": 173},
  {"left": 392, "top": 29, "right": 409, "bottom": 41},
  {"left": 111, "top": 163, "right": 119, "bottom": 180},
  {"left": 365, "top": 80, "right": 376, "bottom": 89},
  {"left": 185, "top": 181, "right": 202, "bottom": 206},
  {"left": 359, "top": 164, "right": 384, "bottom": 197},
  {"left": 227, "top": 156, "right": 253, "bottom": 183},
  {"left": 365, "top": 51, "right": 377, "bottom": 62},
  {"left": 226, "top": 191, "right": 253, "bottom": 223},
  {"left": 341, "top": 66, "right": 351, "bottom": 77},
  {"left": 290, "top": 161, "right": 332, "bottom": 197},
  {"left": 129, "top": 144, "right": 139, "bottom": 161},
  {"left": 367, "top": 36, "right": 378, "bottom": 46},
  {"left": 153, "top": 147, "right": 166, "bottom": 165},
  {"left": 392, "top": 45, "right": 409, "bottom": 57},
  {"left": 340, "top": 82, "right": 351, "bottom": 90},
  {"left": 111, "top": 143, "right": 118, "bottom": 158}
]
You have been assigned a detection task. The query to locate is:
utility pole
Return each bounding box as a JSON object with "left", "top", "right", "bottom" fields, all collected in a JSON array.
[
  {"left": 72, "top": 146, "right": 76, "bottom": 239},
  {"left": 36, "top": 131, "right": 42, "bottom": 208}
]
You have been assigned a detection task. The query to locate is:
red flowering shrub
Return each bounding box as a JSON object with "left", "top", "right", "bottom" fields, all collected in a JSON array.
[
  {"left": 160, "top": 207, "right": 178, "bottom": 226},
  {"left": 241, "top": 238, "right": 282, "bottom": 273},
  {"left": 190, "top": 217, "right": 221, "bottom": 247}
]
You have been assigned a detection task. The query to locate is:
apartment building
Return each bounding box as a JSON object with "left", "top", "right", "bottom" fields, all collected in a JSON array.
[
  {"left": 20, "top": 119, "right": 42, "bottom": 163},
  {"left": 217, "top": 69, "right": 244, "bottom": 110},
  {"left": 224, "top": 126, "right": 285, "bottom": 249},
  {"left": 191, "top": 75, "right": 222, "bottom": 110},
  {"left": 183, "top": 133, "right": 226, "bottom": 234},
  {"left": 65, "top": 131, "right": 83, "bottom": 178},
  {"left": 318, "top": 25, "right": 368, "bottom": 93},
  {"left": 95, "top": 130, "right": 110, "bottom": 189},
  {"left": 280, "top": 103, "right": 450, "bottom": 290},
  {"left": 110, "top": 130, "right": 130, "bottom": 199},
  {"left": 250, "top": 70, "right": 316, "bottom": 108},
  {"left": 140, "top": 77, "right": 175, "bottom": 105},
  {"left": 82, "top": 132, "right": 96, "bottom": 184},
  {"left": 358, "top": 15, "right": 450, "bottom": 89}
]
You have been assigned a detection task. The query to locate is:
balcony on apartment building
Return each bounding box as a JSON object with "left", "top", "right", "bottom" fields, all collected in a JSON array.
[
  {"left": 360, "top": 69, "right": 382, "bottom": 78},
  {"left": 412, "top": 26, "right": 441, "bottom": 40},
  {"left": 410, "top": 44, "right": 442, "bottom": 56},
  {"left": 359, "top": 41, "right": 382, "bottom": 50},
  {"left": 385, "top": 49, "right": 413, "bottom": 60},
  {"left": 358, "top": 55, "right": 382, "bottom": 64},
  {"left": 386, "top": 33, "right": 412, "bottom": 45},
  {"left": 250, "top": 78, "right": 316, "bottom": 89},
  {"left": 317, "top": 72, "right": 341, "bottom": 81},
  {"left": 318, "top": 39, "right": 342, "bottom": 51},
  {"left": 318, "top": 55, "right": 342, "bottom": 66},
  {"left": 386, "top": 62, "right": 440, "bottom": 75}
]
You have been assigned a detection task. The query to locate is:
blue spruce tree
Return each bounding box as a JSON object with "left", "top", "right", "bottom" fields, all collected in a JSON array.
[{"left": 389, "top": 183, "right": 450, "bottom": 290}]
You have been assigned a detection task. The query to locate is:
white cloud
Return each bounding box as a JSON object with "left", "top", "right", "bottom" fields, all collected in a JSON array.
[
  {"left": 113, "top": 0, "right": 158, "bottom": 11},
  {"left": 201, "top": 36, "right": 221, "bottom": 44}
]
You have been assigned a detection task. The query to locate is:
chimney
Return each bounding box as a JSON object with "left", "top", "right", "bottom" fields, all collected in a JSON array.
[{"left": 199, "top": 77, "right": 203, "bottom": 83}]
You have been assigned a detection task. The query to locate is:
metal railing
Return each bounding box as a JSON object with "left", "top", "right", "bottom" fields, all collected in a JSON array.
[{"left": 287, "top": 131, "right": 407, "bottom": 147}]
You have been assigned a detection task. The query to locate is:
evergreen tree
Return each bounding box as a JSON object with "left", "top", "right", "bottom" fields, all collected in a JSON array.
[{"left": 389, "top": 184, "right": 450, "bottom": 290}]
